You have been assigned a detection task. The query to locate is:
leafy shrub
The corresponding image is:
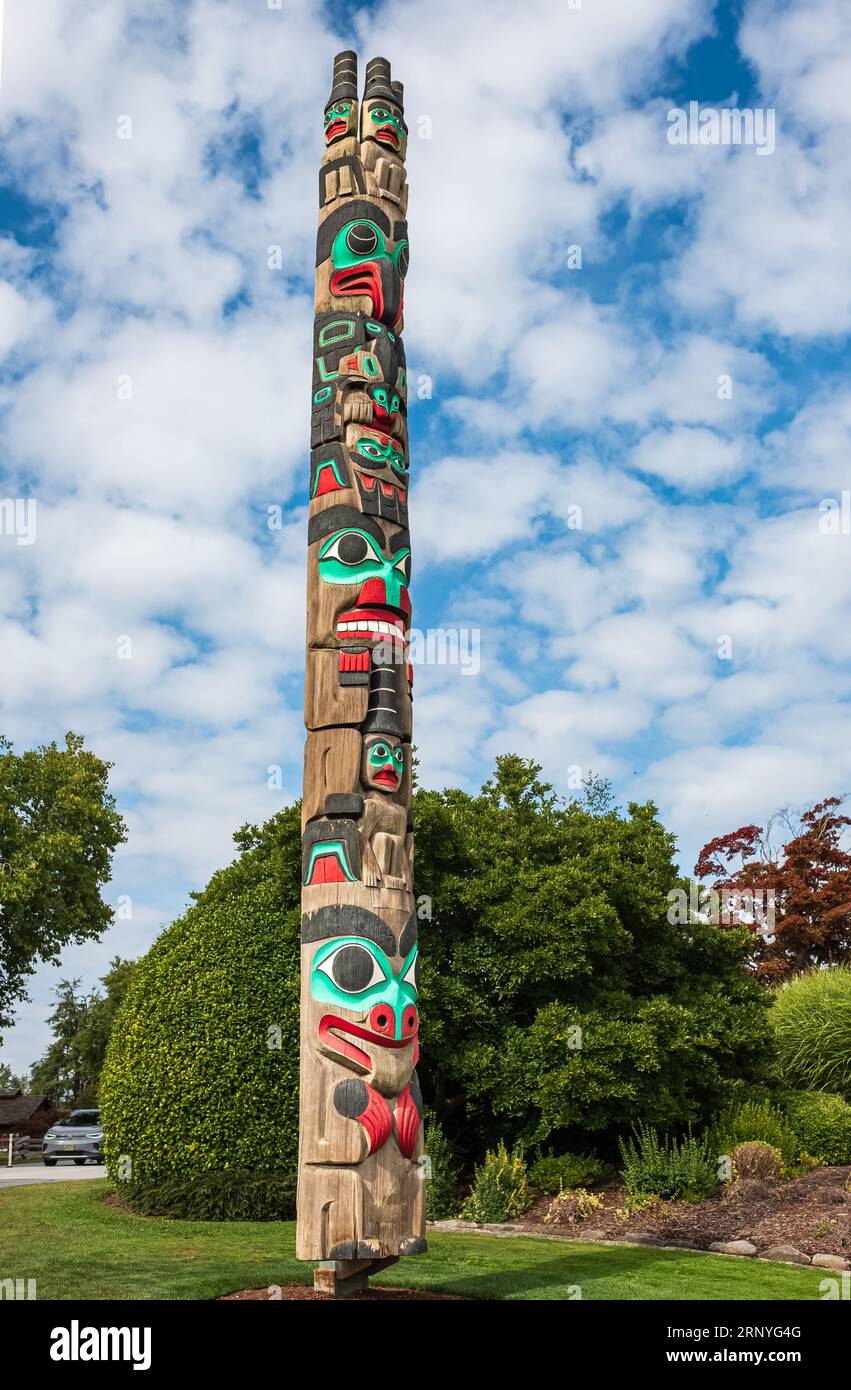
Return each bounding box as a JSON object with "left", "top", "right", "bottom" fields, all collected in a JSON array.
[
  {"left": 778, "top": 1090, "right": 851, "bottom": 1165},
  {"left": 784, "top": 1152, "right": 821, "bottom": 1179},
  {"left": 424, "top": 1118, "right": 460, "bottom": 1221},
  {"left": 118, "top": 1171, "right": 297, "bottom": 1221},
  {"left": 615, "top": 1192, "right": 664, "bottom": 1219},
  {"left": 543, "top": 1188, "right": 604, "bottom": 1225},
  {"left": 711, "top": 1098, "right": 799, "bottom": 1167},
  {"left": 529, "top": 1152, "right": 610, "bottom": 1195},
  {"left": 771, "top": 966, "right": 851, "bottom": 1099},
  {"left": 460, "top": 1140, "right": 531, "bottom": 1223},
  {"left": 100, "top": 850, "right": 301, "bottom": 1186},
  {"left": 731, "top": 1141, "right": 782, "bottom": 1184},
  {"left": 618, "top": 1123, "right": 719, "bottom": 1202}
]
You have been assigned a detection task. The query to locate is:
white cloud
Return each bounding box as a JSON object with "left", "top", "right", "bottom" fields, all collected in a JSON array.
[
  {"left": 630, "top": 426, "right": 748, "bottom": 490},
  {"left": 2, "top": 0, "right": 851, "bottom": 1076}
]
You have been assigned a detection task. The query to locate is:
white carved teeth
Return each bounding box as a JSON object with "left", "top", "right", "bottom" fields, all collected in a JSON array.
[{"left": 337, "top": 620, "right": 402, "bottom": 635}]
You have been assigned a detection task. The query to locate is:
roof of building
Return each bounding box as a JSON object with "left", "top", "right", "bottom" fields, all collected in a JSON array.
[{"left": 0, "top": 1091, "right": 51, "bottom": 1124}]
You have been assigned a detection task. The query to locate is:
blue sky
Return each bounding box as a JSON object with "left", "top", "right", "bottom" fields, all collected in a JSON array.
[{"left": 2, "top": 0, "right": 851, "bottom": 1072}]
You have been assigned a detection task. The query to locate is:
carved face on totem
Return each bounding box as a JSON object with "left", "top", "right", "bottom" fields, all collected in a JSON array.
[
  {"left": 340, "top": 424, "right": 409, "bottom": 526},
  {"left": 311, "top": 313, "right": 407, "bottom": 451},
  {"left": 304, "top": 907, "right": 419, "bottom": 1101},
  {"left": 362, "top": 99, "right": 408, "bottom": 161},
  {"left": 316, "top": 201, "right": 409, "bottom": 332},
  {"left": 361, "top": 732, "right": 405, "bottom": 794},
  {"left": 369, "top": 383, "right": 402, "bottom": 430},
  {"left": 308, "top": 504, "right": 411, "bottom": 651},
  {"left": 324, "top": 99, "right": 358, "bottom": 146}
]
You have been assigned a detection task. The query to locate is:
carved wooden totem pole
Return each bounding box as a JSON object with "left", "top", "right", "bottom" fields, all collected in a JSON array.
[{"left": 298, "top": 52, "right": 425, "bottom": 1292}]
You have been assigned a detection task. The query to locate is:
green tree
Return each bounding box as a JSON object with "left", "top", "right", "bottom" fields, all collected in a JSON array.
[
  {"left": 29, "top": 979, "right": 97, "bottom": 1106},
  {"left": 0, "top": 1061, "right": 27, "bottom": 1091},
  {"left": 0, "top": 732, "right": 127, "bottom": 1033},
  {"left": 414, "top": 755, "right": 772, "bottom": 1157},
  {"left": 29, "top": 958, "right": 137, "bottom": 1107}
]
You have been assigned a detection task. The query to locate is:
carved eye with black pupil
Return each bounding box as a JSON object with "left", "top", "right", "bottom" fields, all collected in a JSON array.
[
  {"left": 394, "top": 553, "right": 411, "bottom": 583},
  {"left": 318, "top": 944, "right": 386, "bottom": 994},
  {"left": 323, "top": 531, "right": 380, "bottom": 566},
  {"left": 397, "top": 244, "right": 409, "bottom": 278},
  {"left": 346, "top": 223, "right": 379, "bottom": 257}
]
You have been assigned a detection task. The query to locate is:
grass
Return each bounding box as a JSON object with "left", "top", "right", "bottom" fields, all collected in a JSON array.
[{"left": 0, "top": 1179, "right": 832, "bottom": 1301}]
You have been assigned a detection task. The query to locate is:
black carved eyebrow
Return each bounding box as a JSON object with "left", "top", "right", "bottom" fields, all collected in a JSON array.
[
  {"left": 316, "top": 199, "right": 392, "bottom": 266},
  {"left": 302, "top": 906, "right": 397, "bottom": 957},
  {"left": 308, "top": 505, "right": 409, "bottom": 553},
  {"left": 398, "top": 911, "right": 417, "bottom": 958},
  {"left": 309, "top": 506, "right": 383, "bottom": 547}
]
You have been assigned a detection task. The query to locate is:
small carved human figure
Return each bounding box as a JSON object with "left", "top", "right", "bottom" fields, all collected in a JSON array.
[
  {"left": 323, "top": 51, "right": 359, "bottom": 149},
  {"left": 359, "top": 732, "right": 411, "bottom": 890}
]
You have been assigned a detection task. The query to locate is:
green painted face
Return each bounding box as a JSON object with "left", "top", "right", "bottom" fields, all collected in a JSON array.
[
  {"left": 324, "top": 102, "right": 354, "bottom": 144},
  {"left": 330, "top": 219, "right": 409, "bottom": 278},
  {"left": 311, "top": 937, "right": 419, "bottom": 1036},
  {"left": 363, "top": 735, "right": 405, "bottom": 792},
  {"left": 370, "top": 106, "right": 403, "bottom": 132},
  {"left": 371, "top": 385, "right": 401, "bottom": 421},
  {"left": 355, "top": 431, "right": 408, "bottom": 479},
  {"left": 324, "top": 102, "right": 351, "bottom": 125},
  {"left": 318, "top": 527, "right": 411, "bottom": 607},
  {"left": 366, "top": 103, "right": 407, "bottom": 156}
]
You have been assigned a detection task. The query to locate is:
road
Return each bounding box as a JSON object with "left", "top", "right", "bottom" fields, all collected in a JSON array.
[{"left": 0, "top": 1163, "right": 106, "bottom": 1187}]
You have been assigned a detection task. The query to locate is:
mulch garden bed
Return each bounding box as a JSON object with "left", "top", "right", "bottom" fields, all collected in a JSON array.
[
  {"left": 218, "top": 1285, "right": 468, "bottom": 1300},
  {"left": 516, "top": 1165, "right": 850, "bottom": 1257}
]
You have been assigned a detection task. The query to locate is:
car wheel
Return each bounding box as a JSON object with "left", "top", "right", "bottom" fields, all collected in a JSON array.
[
  {"left": 43, "top": 1158, "right": 57, "bottom": 1167},
  {"left": 74, "top": 1159, "right": 86, "bottom": 1166}
]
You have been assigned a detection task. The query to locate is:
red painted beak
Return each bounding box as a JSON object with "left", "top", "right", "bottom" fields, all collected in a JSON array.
[
  {"left": 330, "top": 263, "right": 384, "bottom": 320},
  {"left": 319, "top": 1013, "right": 417, "bottom": 1070}
]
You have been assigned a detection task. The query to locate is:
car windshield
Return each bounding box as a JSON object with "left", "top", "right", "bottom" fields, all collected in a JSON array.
[{"left": 56, "top": 1111, "right": 101, "bottom": 1127}]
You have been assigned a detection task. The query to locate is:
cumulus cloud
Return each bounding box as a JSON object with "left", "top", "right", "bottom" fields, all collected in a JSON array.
[{"left": 1, "top": 0, "right": 850, "bottom": 1070}]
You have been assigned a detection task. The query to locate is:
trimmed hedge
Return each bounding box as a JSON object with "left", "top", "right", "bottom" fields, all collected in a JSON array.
[
  {"left": 100, "top": 869, "right": 300, "bottom": 1187},
  {"left": 118, "top": 1170, "right": 297, "bottom": 1222},
  {"left": 778, "top": 1090, "right": 851, "bottom": 1166}
]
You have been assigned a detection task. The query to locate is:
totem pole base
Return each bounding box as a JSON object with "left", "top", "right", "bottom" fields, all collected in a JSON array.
[{"left": 314, "top": 1256, "right": 399, "bottom": 1299}]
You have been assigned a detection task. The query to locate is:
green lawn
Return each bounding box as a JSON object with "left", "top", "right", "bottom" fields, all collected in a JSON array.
[{"left": 0, "top": 1180, "right": 831, "bottom": 1301}]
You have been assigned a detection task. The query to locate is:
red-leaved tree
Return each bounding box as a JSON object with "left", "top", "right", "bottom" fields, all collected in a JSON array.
[{"left": 694, "top": 797, "right": 851, "bottom": 984}]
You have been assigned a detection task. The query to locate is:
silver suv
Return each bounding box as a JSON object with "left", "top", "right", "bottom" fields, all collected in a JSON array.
[{"left": 42, "top": 1109, "right": 103, "bottom": 1166}]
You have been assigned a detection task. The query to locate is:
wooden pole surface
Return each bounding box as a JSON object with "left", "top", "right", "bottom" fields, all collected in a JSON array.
[{"left": 297, "top": 52, "right": 425, "bottom": 1272}]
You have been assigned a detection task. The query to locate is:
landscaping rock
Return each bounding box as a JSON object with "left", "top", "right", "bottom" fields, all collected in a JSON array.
[
  {"left": 579, "top": 1229, "right": 607, "bottom": 1241},
  {"left": 622, "top": 1232, "right": 660, "bottom": 1244},
  {"left": 709, "top": 1240, "right": 757, "bottom": 1256},
  {"left": 811, "top": 1253, "right": 849, "bottom": 1270},
  {"left": 758, "top": 1245, "right": 810, "bottom": 1265}
]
